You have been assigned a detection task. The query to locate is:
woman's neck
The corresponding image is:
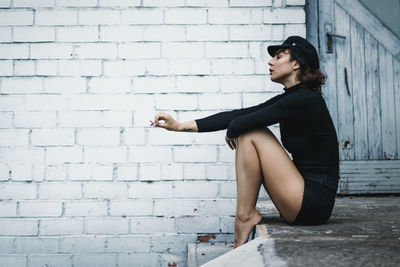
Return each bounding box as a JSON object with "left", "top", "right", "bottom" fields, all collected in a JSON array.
[{"left": 281, "top": 75, "right": 301, "bottom": 89}]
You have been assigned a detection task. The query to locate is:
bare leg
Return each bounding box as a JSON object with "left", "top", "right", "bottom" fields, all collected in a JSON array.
[{"left": 233, "top": 128, "right": 304, "bottom": 248}]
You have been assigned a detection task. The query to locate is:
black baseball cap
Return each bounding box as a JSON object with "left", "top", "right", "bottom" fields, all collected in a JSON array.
[{"left": 267, "top": 36, "right": 320, "bottom": 70}]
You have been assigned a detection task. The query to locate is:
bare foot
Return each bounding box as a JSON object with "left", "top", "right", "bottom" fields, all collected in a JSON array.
[{"left": 233, "top": 209, "right": 262, "bottom": 248}]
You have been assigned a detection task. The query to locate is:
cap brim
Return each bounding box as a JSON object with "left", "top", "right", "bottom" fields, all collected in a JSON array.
[{"left": 267, "top": 45, "right": 291, "bottom": 57}]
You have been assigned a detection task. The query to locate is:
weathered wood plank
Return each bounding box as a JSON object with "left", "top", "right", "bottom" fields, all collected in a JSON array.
[
  {"left": 350, "top": 18, "right": 368, "bottom": 160},
  {"left": 340, "top": 160, "right": 400, "bottom": 169},
  {"left": 394, "top": 58, "right": 400, "bottom": 160},
  {"left": 364, "top": 32, "right": 382, "bottom": 160},
  {"left": 334, "top": 4, "right": 355, "bottom": 160},
  {"left": 379, "top": 44, "right": 397, "bottom": 159},
  {"left": 319, "top": 0, "right": 338, "bottom": 141},
  {"left": 335, "top": 0, "right": 400, "bottom": 60}
]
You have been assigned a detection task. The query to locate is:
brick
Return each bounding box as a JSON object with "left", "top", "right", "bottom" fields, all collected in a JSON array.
[
  {"left": 0, "top": 112, "right": 12, "bottom": 128},
  {"left": 165, "top": 8, "right": 207, "bottom": 24},
  {"left": 251, "top": 8, "right": 263, "bottom": 24},
  {"left": 220, "top": 75, "right": 265, "bottom": 92},
  {"left": 0, "top": 163, "right": 9, "bottom": 181},
  {"left": 103, "top": 60, "right": 146, "bottom": 76},
  {"left": 287, "top": 0, "right": 305, "bottom": 5},
  {"left": 44, "top": 165, "right": 67, "bottom": 181},
  {"left": 263, "top": 8, "right": 305, "bottom": 23},
  {"left": 15, "top": 237, "right": 59, "bottom": 253},
  {"left": 57, "top": 26, "right": 98, "bottom": 42},
  {"left": 0, "top": 44, "right": 29, "bottom": 59},
  {"left": 186, "top": 0, "right": 228, "bottom": 6},
  {"left": 105, "top": 236, "right": 150, "bottom": 253},
  {"left": 13, "top": 27, "right": 55, "bottom": 42},
  {"left": 272, "top": 24, "right": 284, "bottom": 40},
  {"left": 36, "top": 10, "right": 78, "bottom": 25},
  {"left": 84, "top": 147, "right": 127, "bottom": 163},
  {"left": 133, "top": 76, "right": 175, "bottom": 93},
  {"left": 14, "top": 60, "right": 35, "bottom": 76},
  {"left": 36, "top": 60, "right": 58, "bottom": 76},
  {"left": 175, "top": 216, "right": 219, "bottom": 233},
  {"left": 142, "top": 0, "right": 184, "bottom": 7},
  {"left": 0, "top": 60, "right": 12, "bottom": 76},
  {"left": 242, "top": 92, "right": 280, "bottom": 107},
  {"left": 0, "top": 237, "right": 14, "bottom": 253},
  {"left": 58, "top": 111, "right": 102, "bottom": 127},
  {"left": 207, "top": 164, "right": 229, "bottom": 180},
  {"left": 79, "top": 10, "right": 120, "bottom": 25},
  {"left": 128, "top": 182, "right": 173, "bottom": 198},
  {"left": 192, "top": 131, "right": 226, "bottom": 145},
  {"left": 89, "top": 77, "right": 131, "bottom": 93},
  {"left": 100, "top": 0, "right": 140, "bottom": 7},
  {"left": 14, "top": 0, "right": 55, "bottom": 7},
  {"left": 39, "top": 182, "right": 81, "bottom": 199},
  {"left": 168, "top": 59, "right": 190, "bottom": 74},
  {"left": 134, "top": 109, "right": 162, "bottom": 126},
  {"left": 160, "top": 163, "right": 183, "bottom": 180},
  {"left": 131, "top": 217, "right": 174, "bottom": 233},
  {"left": 139, "top": 163, "right": 161, "bottom": 181},
  {"left": 198, "top": 199, "right": 236, "bottom": 215},
  {"left": 92, "top": 165, "right": 113, "bottom": 181},
  {"left": 32, "top": 164, "right": 45, "bottom": 181},
  {"left": 109, "top": 199, "right": 153, "bottom": 216},
  {"left": 83, "top": 182, "right": 127, "bottom": 198},
  {"left": 208, "top": 8, "right": 251, "bottom": 24},
  {"left": 205, "top": 42, "right": 248, "bottom": 58},
  {"left": 128, "top": 146, "right": 172, "bottom": 163},
  {"left": 120, "top": 127, "right": 144, "bottom": 146},
  {"left": 186, "top": 25, "right": 228, "bottom": 41},
  {"left": 219, "top": 145, "right": 235, "bottom": 163},
  {"left": 76, "top": 128, "right": 120, "bottom": 146},
  {"left": 121, "top": 9, "right": 163, "bottom": 24},
  {"left": 0, "top": 0, "right": 10, "bottom": 7},
  {"left": 230, "top": 25, "right": 272, "bottom": 41},
  {"left": 30, "top": 43, "right": 73, "bottom": 59},
  {"left": 183, "top": 163, "right": 206, "bottom": 180},
  {"left": 143, "top": 25, "right": 185, "bottom": 41},
  {"left": 173, "top": 181, "right": 219, "bottom": 197},
  {"left": 176, "top": 76, "right": 219, "bottom": 92},
  {"left": 0, "top": 10, "right": 33, "bottom": 25},
  {"left": 154, "top": 199, "right": 199, "bottom": 216},
  {"left": 119, "top": 43, "right": 161, "bottom": 59},
  {"left": 69, "top": 164, "right": 113, "bottom": 181},
  {"left": 116, "top": 164, "right": 138, "bottom": 181},
  {"left": 220, "top": 216, "right": 234, "bottom": 233},
  {"left": 174, "top": 146, "right": 217, "bottom": 162},
  {"left": 198, "top": 93, "right": 241, "bottom": 110},
  {"left": 59, "top": 60, "right": 102, "bottom": 76},
  {"left": 155, "top": 93, "right": 197, "bottom": 111},
  {"left": 75, "top": 43, "right": 117, "bottom": 59},
  {"left": 211, "top": 58, "right": 233, "bottom": 74},
  {"left": 64, "top": 200, "right": 107, "bottom": 216},
  {"left": 104, "top": 111, "right": 132, "bottom": 127},
  {"left": 31, "top": 129, "right": 75, "bottom": 146},
  {"left": 230, "top": 0, "right": 272, "bottom": 6},
  {"left": 162, "top": 42, "right": 203, "bottom": 58},
  {"left": 0, "top": 147, "right": 44, "bottom": 164},
  {"left": 46, "top": 147, "right": 83, "bottom": 164},
  {"left": 40, "top": 218, "right": 83, "bottom": 235},
  {"left": 0, "top": 255, "right": 26, "bottom": 267},
  {"left": 0, "top": 27, "right": 12, "bottom": 42},
  {"left": 151, "top": 233, "right": 197, "bottom": 253},
  {"left": 1, "top": 77, "right": 42, "bottom": 94},
  {"left": 57, "top": 0, "right": 97, "bottom": 6},
  {"left": 190, "top": 59, "right": 211, "bottom": 74},
  {"left": 285, "top": 24, "right": 306, "bottom": 38},
  {"left": 118, "top": 253, "right": 160, "bottom": 267},
  {"left": 147, "top": 128, "right": 192, "bottom": 145},
  {"left": 9, "top": 164, "right": 31, "bottom": 181},
  {"left": 0, "top": 218, "right": 37, "bottom": 235},
  {"left": 19, "top": 201, "right": 62, "bottom": 217},
  {"left": 0, "top": 129, "right": 29, "bottom": 146},
  {"left": 0, "top": 201, "right": 17, "bottom": 217},
  {"left": 28, "top": 255, "right": 72, "bottom": 267},
  {"left": 60, "top": 236, "right": 107, "bottom": 253},
  {"left": 44, "top": 77, "right": 86, "bottom": 93},
  {"left": 100, "top": 25, "right": 143, "bottom": 42},
  {"left": 73, "top": 254, "right": 117, "bottom": 267},
  {"left": 68, "top": 94, "right": 140, "bottom": 111}
]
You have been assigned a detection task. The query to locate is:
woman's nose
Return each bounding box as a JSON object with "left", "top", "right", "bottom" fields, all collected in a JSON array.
[{"left": 268, "top": 59, "right": 273, "bottom": 66}]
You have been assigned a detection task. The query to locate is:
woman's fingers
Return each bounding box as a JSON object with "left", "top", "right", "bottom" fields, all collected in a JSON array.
[{"left": 225, "top": 136, "right": 237, "bottom": 150}]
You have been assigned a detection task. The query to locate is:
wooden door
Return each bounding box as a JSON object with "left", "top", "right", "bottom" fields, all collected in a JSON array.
[{"left": 310, "top": 0, "right": 400, "bottom": 194}]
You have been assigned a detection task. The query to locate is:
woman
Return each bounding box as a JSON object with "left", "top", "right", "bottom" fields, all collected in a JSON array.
[{"left": 150, "top": 36, "right": 340, "bottom": 249}]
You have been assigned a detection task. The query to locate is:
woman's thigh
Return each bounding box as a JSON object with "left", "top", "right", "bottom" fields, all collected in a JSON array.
[{"left": 237, "top": 128, "right": 304, "bottom": 223}]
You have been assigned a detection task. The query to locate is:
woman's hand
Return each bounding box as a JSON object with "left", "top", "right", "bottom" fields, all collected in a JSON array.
[
  {"left": 150, "top": 112, "right": 180, "bottom": 131},
  {"left": 225, "top": 135, "right": 238, "bottom": 150}
]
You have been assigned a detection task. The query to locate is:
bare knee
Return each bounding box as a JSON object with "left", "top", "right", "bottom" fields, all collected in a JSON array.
[{"left": 237, "top": 128, "right": 267, "bottom": 143}]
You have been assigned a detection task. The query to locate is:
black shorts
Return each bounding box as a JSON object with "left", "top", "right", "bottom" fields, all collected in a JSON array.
[{"left": 291, "top": 170, "right": 339, "bottom": 225}]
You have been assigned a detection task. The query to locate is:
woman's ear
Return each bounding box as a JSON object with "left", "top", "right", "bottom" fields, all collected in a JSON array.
[{"left": 292, "top": 61, "right": 300, "bottom": 71}]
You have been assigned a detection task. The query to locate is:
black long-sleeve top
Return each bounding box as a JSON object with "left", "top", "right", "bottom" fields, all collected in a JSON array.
[{"left": 195, "top": 83, "right": 340, "bottom": 179}]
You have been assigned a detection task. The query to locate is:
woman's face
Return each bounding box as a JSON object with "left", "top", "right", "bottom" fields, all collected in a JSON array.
[{"left": 268, "top": 49, "right": 298, "bottom": 83}]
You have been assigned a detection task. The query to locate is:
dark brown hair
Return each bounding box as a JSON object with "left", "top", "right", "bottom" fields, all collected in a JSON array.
[{"left": 286, "top": 48, "right": 326, "bottom": 94}]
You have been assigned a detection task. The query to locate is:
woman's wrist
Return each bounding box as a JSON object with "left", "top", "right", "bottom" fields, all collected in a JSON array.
[{"left": 177, "top": 120, "right": 198, "bottom": 132}]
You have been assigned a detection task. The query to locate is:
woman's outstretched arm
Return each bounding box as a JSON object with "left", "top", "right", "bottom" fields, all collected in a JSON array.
[{"left": 150, "top": 112, "right": 198, "bottom": 132}]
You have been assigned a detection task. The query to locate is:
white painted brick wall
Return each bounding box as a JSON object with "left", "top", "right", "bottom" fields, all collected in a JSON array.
[{"left": 0, "top": 1, "right": 305, "bottom": 266}]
